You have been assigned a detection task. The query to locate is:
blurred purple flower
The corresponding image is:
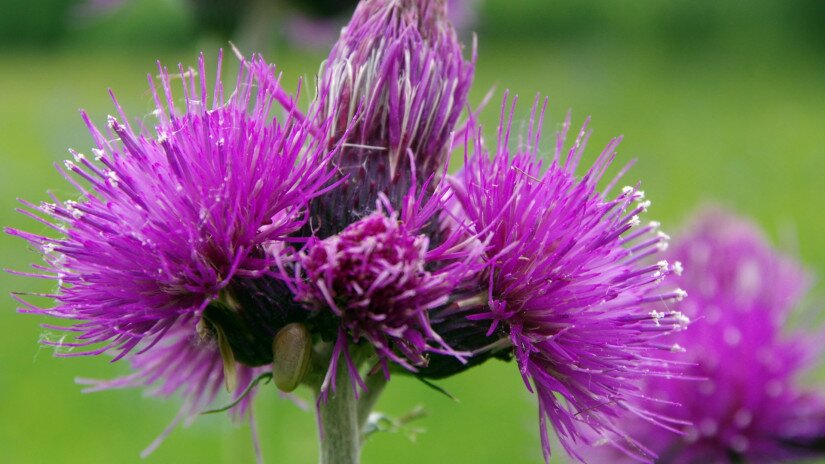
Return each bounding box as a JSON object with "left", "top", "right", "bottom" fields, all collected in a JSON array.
[
  {"left": 309, "top": 0, "right": 474, "bottom": 237},
  {"left": 436, "top": 96, "right": 690, "bottom": 462},
  {"left": 7, "top": 52, "right": 334, "bottom": 449},
  {"left": 585, "top": 208, "right": 825, "bottom": 463}
]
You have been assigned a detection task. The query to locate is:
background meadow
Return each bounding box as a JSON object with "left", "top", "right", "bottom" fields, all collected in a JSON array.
[{"left": 2, "top": 1, "right": 825, "bottom": 462}]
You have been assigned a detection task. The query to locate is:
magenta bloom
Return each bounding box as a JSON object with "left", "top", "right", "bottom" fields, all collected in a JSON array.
[
  {"left": 433, "top": 96, "right": 690, "bottom": 462},
  {"left": 310, "top": 0, "right": 474, "bottom": 237},
  {"left": 586, "top": 208, "right": 825, "bottom": 463},
  {"left": 8, "top": 52, "right": 334, "bottom": 445},
  {"left": 296, "top": 188, "right": 482, "bottom": 398}
]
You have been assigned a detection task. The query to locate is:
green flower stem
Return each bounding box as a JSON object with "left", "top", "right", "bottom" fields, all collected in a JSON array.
[
  {"left": 316, "top": 356, "right": 361, "bottom": 464},
  {"left": 310, "top": 346, "right": 387, "bottom": 464}
]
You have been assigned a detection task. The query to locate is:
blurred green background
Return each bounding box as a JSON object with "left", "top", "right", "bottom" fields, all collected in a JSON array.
[{"left": 2, "top": 0, "right": 825, "bottom": 463}]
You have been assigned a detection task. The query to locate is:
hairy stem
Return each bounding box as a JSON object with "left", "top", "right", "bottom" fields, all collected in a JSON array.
[{"left": 316, "top": 358, "right": 361, "bottom": 464}]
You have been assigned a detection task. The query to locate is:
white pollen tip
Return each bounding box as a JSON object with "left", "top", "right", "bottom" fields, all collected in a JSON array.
[
  {"left": 657, "top": 241, "right": 670, "bottom": 251},
  {"left": 638, "top": 200, "right": 651, "bottom": 210},
  {"left": 621, "top": 186, "right": 634, "bottom": 195},
  {"left": 657, "top": 260, "right": 669, "bottom": 271},
  {"left": 106, "top": 115, "right": 117, "bottom": 128},
  {"left": 40, "top": 202, "right": 56, "bottom": 214},
  {"left": 649, "top": 310, "right": 665, "bottom": 326},
  {"left": 92, "top": 148, "right": 105, "bottom": 160},
  {"left": 674, "top": 289, "right": 688, "bottom": 301},
  {"left": 634, "top": 190, "right": 646, "bottom": 200},
  {"left": 670, "top": 343, "right": 686, "bottom": 353},
  {"left": 63, "top": 160, "right": 76, "bottom": 170},
  {"left": 672, "top": 261, "right": 684, "bottom": 276},
  {"left": 629, "top": 215, "right": 640, "bottom": 227},
  {"left": 106, "top": 171, "right": 120, "bottom": 187},
  {"left": 648, "top": 220, "right": 661, "bottom": 230}
]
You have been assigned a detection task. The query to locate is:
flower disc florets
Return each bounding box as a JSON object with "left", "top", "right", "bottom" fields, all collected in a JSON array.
[{"left": 298, "top": 191, "right": 481, "bottom": 397}]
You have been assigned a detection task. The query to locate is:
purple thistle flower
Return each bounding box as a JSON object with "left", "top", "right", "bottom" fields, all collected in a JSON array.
[
  {"left": 309, "top": 0, "right": 474, "bottom": 237},
  {"left": 585, "top": 208, "right": 825, "bottom": 464},
  {"left": 295, "top": 186, "right": 482, "bottom": 399},
  {"left": 433, "top": 95, "right": 690, "bottom": 462},
  {"left": 7, "top": 52, "right": 335, "bottom": 450},
  {"left": 9, "top": 52, "right": 333, "bottom": 359}
]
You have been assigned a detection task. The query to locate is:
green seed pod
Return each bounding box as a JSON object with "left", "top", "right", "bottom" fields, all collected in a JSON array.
[{"left": 272, "top": 323, "right": 312, "bottom": 392}]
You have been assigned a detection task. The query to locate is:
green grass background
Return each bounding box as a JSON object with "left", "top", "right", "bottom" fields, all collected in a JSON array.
[{"left": 2, "top": 1, "right": 825, "bottom": 463}]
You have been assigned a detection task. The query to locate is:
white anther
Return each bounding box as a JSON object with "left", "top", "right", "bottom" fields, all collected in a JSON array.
[
  {"left": 64, "top": 200, "right": 83, "bottom": 219},
  {"left": 672, "top": 261, "right": 683, "bottom": 276},
  {"left": 649, "top": 310, "right": 665, "bottom": 326},
  {"left": 40, "top": 202, "right": 56, "bottom": 214},
  {"left": 106, "top": 171, "right": 120, "bottom": 187},
  {"left": 638, "top": 200, "right": 651, "bottom": 211},
  {"left": 670, "top": 343, "right": 686, "bottom": 353},
  {"left": 670, "top": 310, "right": 690, "bottom": 326}
]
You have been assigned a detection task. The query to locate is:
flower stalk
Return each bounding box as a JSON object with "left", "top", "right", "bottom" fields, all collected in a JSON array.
[{"left": 316, "top": 355, "right": 361, "bottom": 464}]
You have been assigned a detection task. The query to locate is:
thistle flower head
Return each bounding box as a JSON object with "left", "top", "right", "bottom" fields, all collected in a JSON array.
[
  {"left": 7, "top": 53, "right": 336, "bottom": 456},
  {"left": 311, "top": 0, "right": 474, "bottom": 237},
  {"left": 8, "top": 52, "right": 333, "bottom": 360},
  {"left": 587, "top": 208, "right": 825, "bottom": 463},
  {"left": 433, "top": 95, "right": 690, "bottom": 462},
  {"left": 297, "top": 187, "right": 482, "bottom": 398}
]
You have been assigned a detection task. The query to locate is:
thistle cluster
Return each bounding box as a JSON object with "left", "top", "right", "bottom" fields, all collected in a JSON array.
[{"left": 8, "top": 1, "right": 824, "bottom": 463}]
